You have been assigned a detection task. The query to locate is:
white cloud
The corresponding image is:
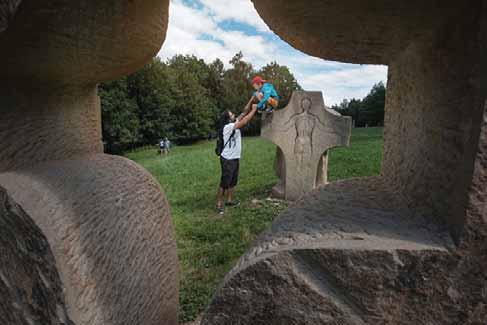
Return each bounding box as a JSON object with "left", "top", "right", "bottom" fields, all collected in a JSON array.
[
  {"left": 170, "top": 0, "right": 216, "bottom": 34},
  {"left": 297, "top": 65, "right": 388, "bottom": 105},
  {"left": 158, "top": 0, "right": 388, "bottom": 105},
  {"left": 160, "top": 0, "right": 228, "bottom": 62},
  {"left": 160, "top": 0, "right": 277, "bottom": 67},
  {"left": 198, "top": 0, "right": 270, "bottom": 32}
]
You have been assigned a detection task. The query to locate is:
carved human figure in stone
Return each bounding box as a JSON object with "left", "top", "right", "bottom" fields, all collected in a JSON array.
[
  {"left": 262, "top": 91, "right": 351, "bottom": 200},
  {"left": 292, "top": 98, "right": 314, "bottom": 164},
  {"left": 280, "top": 97, "right": 327, "bottom": 192}
]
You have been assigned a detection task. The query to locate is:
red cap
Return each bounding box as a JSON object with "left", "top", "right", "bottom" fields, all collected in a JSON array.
[{"left": 251, "top": 76, "right": 265, "bottom": 85}]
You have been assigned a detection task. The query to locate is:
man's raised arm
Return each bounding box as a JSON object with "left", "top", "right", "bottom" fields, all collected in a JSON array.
[
  {"left": 235, "top": 105, "right": 257, "bottom": 129},
  {"left": 238, "top": 96, "right": 256, "bottom": 120}
]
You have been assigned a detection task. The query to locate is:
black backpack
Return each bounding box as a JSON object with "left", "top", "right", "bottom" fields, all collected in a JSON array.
[{"left": 215, "top": 127, "right": 236, "bottom": 156}]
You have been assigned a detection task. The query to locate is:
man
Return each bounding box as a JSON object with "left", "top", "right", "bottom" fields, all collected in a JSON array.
[
  {"left": 159, "top": 138, "right": 166, "bottom": 155},
  {"left": 164, "top": 137, "right": 171, "bottom": 155},
  {"left": 216, "top": 105, "right": 257, "bottom": 215}
]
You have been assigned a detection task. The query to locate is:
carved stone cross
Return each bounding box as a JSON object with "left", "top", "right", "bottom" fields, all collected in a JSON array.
[{"left": 261, "top": 91, "right": 352, "bottom": 201}]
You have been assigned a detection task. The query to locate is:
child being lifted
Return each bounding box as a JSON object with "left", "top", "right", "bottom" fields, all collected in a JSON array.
[{"left": 242, "top": 76, "right": 280, "bottom": 116}]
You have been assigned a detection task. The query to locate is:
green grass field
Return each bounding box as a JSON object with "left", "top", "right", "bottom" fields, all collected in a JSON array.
[{"left": 125, "top": 127, "right": 384, "bottom": 322}]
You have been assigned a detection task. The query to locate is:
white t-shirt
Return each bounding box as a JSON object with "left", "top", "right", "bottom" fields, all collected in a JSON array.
[{"left": 221, "top": 123, "right": 241, "bottom": 160}]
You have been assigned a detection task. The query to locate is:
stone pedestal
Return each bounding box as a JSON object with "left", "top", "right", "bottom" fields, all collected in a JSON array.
[{"left": 271, "top": 147, "right": 329, "bottom": 200}]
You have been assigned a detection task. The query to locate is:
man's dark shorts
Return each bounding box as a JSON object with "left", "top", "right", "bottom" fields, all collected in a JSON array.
[{"left": 220, "top": 157, "right": 239, "bottom": 189}]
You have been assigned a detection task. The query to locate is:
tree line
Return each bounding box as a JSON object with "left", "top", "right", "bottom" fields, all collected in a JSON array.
[
  {"left": 331, "top": 82, "right": 386, "bottom": 128},
  {"left": 99, "top": 52, "right": 302, "bottom": 153},
  {"left": 99, "top": 52, "right": 386, "bottom": 153}
]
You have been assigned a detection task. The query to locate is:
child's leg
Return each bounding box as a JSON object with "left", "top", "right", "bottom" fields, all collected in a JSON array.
[
  {"left": 255, "top": 93, "right": 272, "bottom": 113},
  {"left": 268, "top": 97, "right": 278, "bottom": 108},
  {"left": 264, "top": 97, "right": 279, "bottom": 113}
]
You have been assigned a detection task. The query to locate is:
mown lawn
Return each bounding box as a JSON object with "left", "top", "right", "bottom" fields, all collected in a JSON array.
[{"left": 125, "top": 127, "right": 384, "bottom": 323}]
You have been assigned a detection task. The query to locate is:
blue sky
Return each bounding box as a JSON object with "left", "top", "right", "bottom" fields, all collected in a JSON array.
[{"left": 158, "top": 0, "right": 388, "bottom": 105}]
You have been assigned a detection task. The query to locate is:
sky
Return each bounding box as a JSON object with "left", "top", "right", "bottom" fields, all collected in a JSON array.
[{"left": 158, "top": 0, "right": 388, "bottom": 106}]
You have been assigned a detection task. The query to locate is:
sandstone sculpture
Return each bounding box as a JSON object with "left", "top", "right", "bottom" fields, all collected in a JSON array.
[
  {"left": 262, "top": 91, "right": 351, "bottom": 201},
  {"left": 0, "top": 186, "right": 73, "bottom": 325},
  {"left": 203, "top": 1, "right": 487, "bottom": 324},
  {"left": 1, "top": 0, "right": 486, "bottom": 324},
  {"left": 0, "top": 1, "right": 178, "bottom": 324}
]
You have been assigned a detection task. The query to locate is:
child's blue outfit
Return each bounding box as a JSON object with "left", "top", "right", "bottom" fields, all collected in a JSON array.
[{"left": 253, "top": 83, "right": 280, "bottom": 113}]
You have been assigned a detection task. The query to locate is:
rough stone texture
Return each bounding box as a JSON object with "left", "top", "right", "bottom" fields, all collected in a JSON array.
[
  {"left": 273, "top": 149, "right": 331, "bottom": 199},
  {"left": 462, "top": 103, "right": 487, "bottom": 250},
  {"left": 0, "top": 186, "right": 73, "bottom": 325},
  {"left": 0, "top": 155, "right": 179, "bottom": 325},
  {"left": 1, "top": 0, "right": 486, "bottom": 323},
  {"left": 262, "top": 91, "right": 351, "bottom": 201},
  {"left": 0, "top": 0, "right": 169, "bottom": 85},
  {"left": 0, "top": 0, "right": 21, "bottom": 33},
  {"left": 202, "top": 1, "right": 487, "bottom": 324},
  {"left": 382, "top": 5, "right": 487, "bottom": 244},
  {"left": 0, "top": 85, "right": 103, "bottom": 172},
  {"left": 251, "top": 0, "right": 466, "bottom": 65},
  {"left": 0, "top": 1, "right": 179, "bottom": 324},
  {"left": 202, "top": 178, "right": 487, "bottom": 324}
]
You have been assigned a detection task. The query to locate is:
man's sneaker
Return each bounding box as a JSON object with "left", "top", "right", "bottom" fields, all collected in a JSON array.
[
  {"left": 264, "top": 106, "right": 274, "bottom": 113},
  {"left": 226, "top": 200, "right": 241, "bottom": 207},
  {"left": 216, "top": 206, "right": 225, "bottom": 215}
]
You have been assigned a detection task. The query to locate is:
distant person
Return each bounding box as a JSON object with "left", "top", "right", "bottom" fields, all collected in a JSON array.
[
  {"left": 215, "top": 105, "right": 258, "bottom": 215},
  {"left": 159, "top": 138, "right": 166, "bottom": 155},
  {"left": 164, "top": 137, "right": 171, "bottom": 154},
  {"left": 242, "top": 76, "right": 280, "bottom": 115}
]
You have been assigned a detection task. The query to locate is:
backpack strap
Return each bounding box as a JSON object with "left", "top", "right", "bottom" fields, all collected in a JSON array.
[{"left": 222, "top": 129, "right": 236, "bottom": 152}]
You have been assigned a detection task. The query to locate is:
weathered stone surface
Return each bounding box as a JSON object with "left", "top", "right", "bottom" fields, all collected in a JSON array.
[
  {"left": 271, "top": 139, "right": 330, "bottom": 199},
  {"left": 202, "top": 2, "right": 487, "bottom": 324},
  {"left": 262, "top": 91, "right": 351, "bottom": 201},
  {"left": 202, "top": 178, "right": 487, "bottom": 324},
  {"left": 0, "top": 0, "right": 21, "bottom": 33},
  {"left": 0, "top": 0, "right": 169, "bottom": 85},
  {"left": 251, "top": 0, "right": 466, "bottom": 65},
  {"left": 462, "top": 102, "right": 487, "bottom": 250},
  {"left": 0, "top": 186, "right": 73, "bottom": 325},
  {"left": 382, "top": 5, "right": 487, "bottom": 244},
  {"left": 0, "top": 155, "right": 179, "bottom": 325},
  {"left": 0, "top": 85, "right": 103, "bottom": 172},
  {"left": 1, "top": 0, "right": 486, "bottom": 324},
  {"left": 0, "top": 1, "right": 178, "bottom": 324}
]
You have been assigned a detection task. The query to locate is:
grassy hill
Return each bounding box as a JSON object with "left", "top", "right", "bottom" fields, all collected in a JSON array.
[{"left": 125, "top": 127, "right": 383, "bottom": 322}]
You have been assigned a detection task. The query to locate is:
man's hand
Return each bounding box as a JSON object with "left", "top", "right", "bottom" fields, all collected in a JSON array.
[
  {"left": 235, "top": 103, "right": 258, "bottom": 129},
  {"left": 241, "top": 96, "right": 256, "bottom": 116}
]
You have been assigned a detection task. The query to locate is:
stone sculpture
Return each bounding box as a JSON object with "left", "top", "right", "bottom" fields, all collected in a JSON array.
[
  {"left": 1, "top": 0, "right": 486, "bottom": 324},
  {"left": 0, "top": 1, "right": 178, "bottom": 324},
  {"left": 262, "top": 91, "right": 351, "bottom": 200},
  {"left": 0, "top": 186, "right": 73, "bottom": 325},
  {"left": 203, "top": 1, "right": 487, "bottom": 324}
]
